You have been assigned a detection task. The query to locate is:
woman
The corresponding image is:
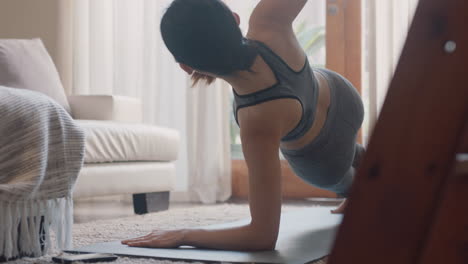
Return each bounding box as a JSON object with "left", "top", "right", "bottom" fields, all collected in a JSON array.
[{"left": 122, "top": 0, "right": 364, "bottom": 251}]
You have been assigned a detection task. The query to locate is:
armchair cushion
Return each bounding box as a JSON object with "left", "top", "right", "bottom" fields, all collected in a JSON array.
[
  {"left": 68, "top": 95, "right": 143, "bottom": 123},
  {"left": 0, "top": 38, "right": 71, "bottom": 112},
  {"left": 73, "top": 162, "right": 175, "bottom": 198},
  {"left": 76, "top": 120, "right": 179, "bottom": 163}
]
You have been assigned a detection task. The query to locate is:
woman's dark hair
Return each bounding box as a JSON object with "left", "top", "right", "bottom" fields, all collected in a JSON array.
[{"left": 160, "top": 0, "right": 258, "bottom": 80}]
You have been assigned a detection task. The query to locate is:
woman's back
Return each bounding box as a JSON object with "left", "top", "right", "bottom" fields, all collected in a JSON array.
[
  {"left": 239, "top": 3, "right": 364, "bottom": 198},
  {"left": 232, "top": 39, "right": 321, "bottom": 144},
  {"left": 233, "top": 4, "right": 332, "bottom": 152}
]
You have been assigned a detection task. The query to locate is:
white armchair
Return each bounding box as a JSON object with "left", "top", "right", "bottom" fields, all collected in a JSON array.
[
  {"left": 0, "top": 38, "right": 179, "bottom": 215},
  {"left": 0, "top": 0, "right": 180, "bottom": 213},
  {"left": 68, "top": 95, "right": 180, "bottom": 214}
]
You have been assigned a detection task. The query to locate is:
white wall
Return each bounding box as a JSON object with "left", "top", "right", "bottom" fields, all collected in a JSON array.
[{"left": 0, "top": 0, "right": 73, "bottom": 93}]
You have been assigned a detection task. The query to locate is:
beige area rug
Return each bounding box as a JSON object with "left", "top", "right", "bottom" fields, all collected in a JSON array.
[{"left": 6, "top": 203, "right": 330, "bottom": 264}]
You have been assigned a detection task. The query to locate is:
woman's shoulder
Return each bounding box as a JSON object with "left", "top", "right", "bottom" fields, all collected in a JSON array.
[
  {"left": 247, "top": 29, "right": 307, "bottom": 74},
  {"left": 246, "top": 23, "right": 288, "bottom": 48}
]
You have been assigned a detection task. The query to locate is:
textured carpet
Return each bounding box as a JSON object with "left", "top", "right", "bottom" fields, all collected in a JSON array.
[{"left": 5, "top": 203, "right": 329, "bottom": 264}]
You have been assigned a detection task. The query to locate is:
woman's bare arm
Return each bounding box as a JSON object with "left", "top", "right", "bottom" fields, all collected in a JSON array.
[
  {"left": 123, "top": 101, "right": 286, "bottom": 251},
  {"left": 247, "top": 0, "right": 308, "bottom": 73},
  {"left": 182, "top": 110, "right": 284, "bottom": 250},
  {"left": 249, "top": 0, "right": 308, "bottom": 29}
]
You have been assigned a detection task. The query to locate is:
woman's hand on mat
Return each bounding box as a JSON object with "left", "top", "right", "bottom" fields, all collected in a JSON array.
[{"left": 121, "top": 229, "right": 186, "bottom": 248}]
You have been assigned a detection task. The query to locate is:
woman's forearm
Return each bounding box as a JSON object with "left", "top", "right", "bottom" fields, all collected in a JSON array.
[{"left": 181, "top": 224, "right": 277, "bottom": 251}]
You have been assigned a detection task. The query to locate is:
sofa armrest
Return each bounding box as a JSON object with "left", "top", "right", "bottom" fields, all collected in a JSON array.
[{"left": 68, "top": 95, "right": 143, "bottom": 123}]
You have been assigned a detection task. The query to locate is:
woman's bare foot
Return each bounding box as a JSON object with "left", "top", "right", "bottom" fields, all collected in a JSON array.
[{"left": 331, "top": 199, "right": 347, "bottom": 214}]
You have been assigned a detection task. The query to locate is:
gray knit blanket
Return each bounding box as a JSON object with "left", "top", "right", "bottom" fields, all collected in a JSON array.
[{"left": 0, "top": 86, "right": 85, "bottom": 260}]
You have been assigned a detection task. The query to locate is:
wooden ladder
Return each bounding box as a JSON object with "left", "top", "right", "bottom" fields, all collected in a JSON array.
[{"left": 328, "top": 0, "right": 468, "bottom": 263}]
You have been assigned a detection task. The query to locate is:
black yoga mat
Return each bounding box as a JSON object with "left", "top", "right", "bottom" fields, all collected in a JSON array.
[{"left": 69, "top": 207, "right": 342, "bottom": 263}]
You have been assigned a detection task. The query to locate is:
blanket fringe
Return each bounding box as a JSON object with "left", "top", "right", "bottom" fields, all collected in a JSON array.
[{"left": 0, "top": 195, "right": 73, "bottom": 260}]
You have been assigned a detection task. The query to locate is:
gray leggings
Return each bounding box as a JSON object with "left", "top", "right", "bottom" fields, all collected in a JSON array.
[{"left": 281, "top": 68, "right": 365, "bottom": 197}]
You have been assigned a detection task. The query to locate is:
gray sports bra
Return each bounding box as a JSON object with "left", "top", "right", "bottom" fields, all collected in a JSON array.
[{"left": 233, "top": 40, "right": 319, "bottom": 142}]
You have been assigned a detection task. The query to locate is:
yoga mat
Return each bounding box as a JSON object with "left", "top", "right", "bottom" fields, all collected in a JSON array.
[{"left": 69, "top": 207, "right": 342, "bottom": 264}]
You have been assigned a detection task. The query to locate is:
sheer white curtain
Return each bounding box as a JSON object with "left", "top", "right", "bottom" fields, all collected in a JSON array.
[
  {"left": 187, "top": 80, "right": 232, "bottom": 203},
  {"left": 363, "top": 0, "right": 420, "bottom": 140},
  {"left": 72, "top": 0, "right": 232, "bottom": 203}
]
